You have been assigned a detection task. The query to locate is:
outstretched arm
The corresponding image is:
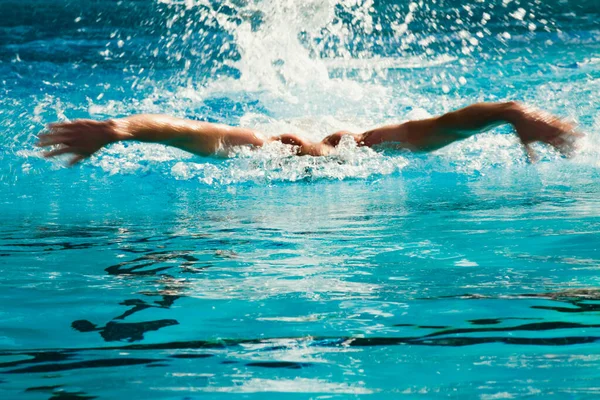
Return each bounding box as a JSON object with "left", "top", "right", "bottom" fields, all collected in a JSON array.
[
  {"left": 352, "top": 101, "right": 582, "bottom": 158},
  {"left": 37, "top": 114, "right": 266, "bottom": 165}
]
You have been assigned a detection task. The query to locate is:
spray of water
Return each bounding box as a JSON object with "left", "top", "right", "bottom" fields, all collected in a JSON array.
[{"left": 4, "top": 0, "right": 599, "bottom": 184}]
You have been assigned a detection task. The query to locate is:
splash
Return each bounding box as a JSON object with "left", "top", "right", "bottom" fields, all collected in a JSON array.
[
  {"left": 90, "top": 124, "right": 410, "bottom": 184},
  {"left": 3, "top": 0, "right": 599, "bottom": 184}
]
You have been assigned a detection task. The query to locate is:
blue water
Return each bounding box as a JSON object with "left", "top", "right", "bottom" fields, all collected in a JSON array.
[{"left": 2, "top": 0, "right": 600, "bottom": 398}]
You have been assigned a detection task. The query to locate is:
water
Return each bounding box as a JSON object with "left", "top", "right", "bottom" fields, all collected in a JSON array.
[{"left": 2, "top": 0, "right": 600, "bottom": 398}]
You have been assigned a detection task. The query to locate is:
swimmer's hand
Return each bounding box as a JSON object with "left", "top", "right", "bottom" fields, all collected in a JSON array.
[
  {"left": 512, "top": 105, "right": 584, "bottom": 161},
  {"left": 37, "top": 120, "right": 121, "bottom": 165},
  {"left": 272, "top": 134, "right": 336, "bottom": 156}
]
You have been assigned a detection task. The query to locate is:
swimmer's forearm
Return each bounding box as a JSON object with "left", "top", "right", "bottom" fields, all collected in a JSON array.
[
  {"left": 113, "top": 115, "right": 205, "bottom": 143},
  {"left": 433, "top": 101, "right": 524, "bottom": 137},
  {"left": 361, "top": 102, "right": 524, "bottom": 151},
  {"left": 111, "top": 114, "right": 264, "bottom": 156},
  {"left": 38, "top": 114, "right": 268, "bottom": 164}
]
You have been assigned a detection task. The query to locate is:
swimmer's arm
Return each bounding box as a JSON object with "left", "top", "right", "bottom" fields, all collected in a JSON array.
[
  {"left": 37, "top": 114, "right": 266, "bottom": 165},
  {"left": 360, "top": 102, "right": 521, "bottom": 150},
  {"left": 112, "top": 115, "right": 266, "bottom": 154},
  {"left": 356, "top": 102, "right": 581, "bottom": 157}
]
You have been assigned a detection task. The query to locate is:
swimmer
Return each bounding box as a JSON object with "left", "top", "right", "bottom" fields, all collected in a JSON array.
[{"left": 37, "top": 101, "right": 582, "bottom": 165}]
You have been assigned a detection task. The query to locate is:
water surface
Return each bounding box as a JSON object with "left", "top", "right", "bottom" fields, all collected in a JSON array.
[{"left": 2, "top": 0, "right": 600, "bottom": 398}]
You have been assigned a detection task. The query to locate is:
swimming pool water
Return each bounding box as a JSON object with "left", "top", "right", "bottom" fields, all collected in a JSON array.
[{"left": 2, "top": 0, "right": 600, "bottom": 398}]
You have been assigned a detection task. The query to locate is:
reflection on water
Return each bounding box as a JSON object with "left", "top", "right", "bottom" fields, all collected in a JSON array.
[{"left": 2, "top": 178, "right": 600, "bottom": 397}]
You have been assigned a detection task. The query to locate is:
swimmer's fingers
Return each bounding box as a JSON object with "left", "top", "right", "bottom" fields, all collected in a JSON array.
[
  {"left": 43, "top": 145, "right": 88, "bottom": 166},
  {"left": 47, "top": 120, "right": 98, "bottom": 131},
  {"left": 524, "top": 143, "right": 538, "bottom": 164},
  {"left": 47, "top": 121, "right": 73, "bottom": 130},
  {"left": 38, "top": 119, "right": 113, "bottom": 166},
  {"left": 549, "top": 130, "right": 585, "bottom": 158},
  {"left": 37, "top": 133, "right": 70, "bottom": 147},
  {"left": 42, "top": 120, "right": 97, "bottom": 139},
  {"left": 38, "top": 121, "right": 96, "bottom": 147},
  {"left": 69, "top": 155, "right": 86, "bottom": 166},
  {"left": 37, "top": 123, "right": 78, "bottom": 146},
  {"left": 521, "top": 130, "right": 584, "bottom": 162},
  {"left": 43, "top": 146, "right": 76, "bottom": 158}
]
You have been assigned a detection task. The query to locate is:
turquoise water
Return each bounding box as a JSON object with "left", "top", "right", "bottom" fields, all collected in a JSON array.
[{"left": 2, "top": 0, "right": 600, "bottom": 398}]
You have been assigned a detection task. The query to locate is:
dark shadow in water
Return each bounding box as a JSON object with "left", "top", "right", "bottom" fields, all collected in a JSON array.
[
  {"left": 532, "top": 303, "right": 600, "bottom": 313},
  {"left": 422, "top": 321, "right": 599, "bottom": 338},
  {"left": 525, "top": 289, "right": 600, "bottom": 314},
  {"left": 347, "top": 336, "right": 599, "bottom": 347},
  {"left": 120, "top": 248, "right": 154, "bottom": 254},
  {"left": 26, "top": 385, "right": 63, "bottom": 392},
  {"left": 0, "top": 333, "right": 596, "bottom": 376},
  {"left": 105, "top": 250, "right": 200, "bottom": 276},
  {"left": 5, "top": 330, "right": 597, "bottom": 365},
  {"left": 2, "top": 288, "right": 582, "bottom": 383},
  {"left": 246, "top": 361, "right": 312, "bottom": 369},
  {"left": 393, "top": 324, "right": 451, "bottom": 329},
  {"left": 33, "top": 226, "right": 119, "bottom": 239},
  {"left": 468, "top": 318, "right": 540, "bottom": 325},
  {"left": 146, "top": 363, "right": 170, "bottom": 368},
  {"left": 423, "top": 289, "right": 600, "bottom": 321},
  {"left": 0, "top": 225, "right": 127, "bottom": 254},
  {"left": 50, "top": 392, "right": 97, "bottom": 400},
  {"left": 1, "top": 323, "right": 599, "bottom": 377},
  {"left": 5, "top": 358, "right": 161, "bottom": 374},
  {"left": 469, "top": 319, "right": 502, "bottom": 325},
  {"left": 418, "top": 325, "right": 449, "bottom": 329},
  {"left": 28, "top": 248, "right": 600, "bottom": 390},
  {"left": 25, "top": 385, "right": 97, "bottom": 400},
  {"left": 520, "top": 289, "right": 600, "bottom": 301},
  {"left": 70, "top": 250, "right": 195, "bottom": 342},
  {"left": 114, "top": 295, "right": 180, "bottom": 320},
  {"left": 3, "top": 241, "right": 98, "bottom": 252},
  {"left": 434, "top": 288, "right": 600, "bottom": 302},
  {"left": 71, "top": 319, "right": 179, "bottom": 342},
  {"left": 0, "top": 351, "right": 74, "bottom": 369},
  {"left": 62, "top": 319, "right": 600, "bottom": 353}
]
